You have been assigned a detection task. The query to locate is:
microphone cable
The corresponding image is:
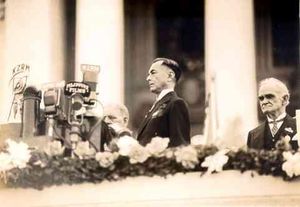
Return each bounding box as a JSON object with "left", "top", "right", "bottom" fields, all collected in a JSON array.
[
  {"left": 85, "top": 117, "right": 102, "bottom": 151},
  {"left": 7, "top": 94, "right": 16, "bottom": 122}
]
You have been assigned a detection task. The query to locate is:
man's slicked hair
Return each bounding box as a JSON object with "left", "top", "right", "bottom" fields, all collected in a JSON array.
[{"left": 153, "top": 58, "right": 182, "bottom": 81}]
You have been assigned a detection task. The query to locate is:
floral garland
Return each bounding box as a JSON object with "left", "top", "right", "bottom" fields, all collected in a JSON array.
[{"left": 0, "top": 135, "right": 300, "bottom": 190}]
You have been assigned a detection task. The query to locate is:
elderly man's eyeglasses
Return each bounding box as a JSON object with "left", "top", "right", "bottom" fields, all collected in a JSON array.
[{"left": 258, "top": 94, "right": 275, "bottom": 101}]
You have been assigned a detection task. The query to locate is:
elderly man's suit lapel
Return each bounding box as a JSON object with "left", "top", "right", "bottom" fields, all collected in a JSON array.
[{"left": 251, "top": 122, "right": 265, "bottom": 149}]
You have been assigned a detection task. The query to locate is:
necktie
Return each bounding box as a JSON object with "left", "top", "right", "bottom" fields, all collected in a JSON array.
[
  {"left": 271, "top": 122, "right": 278, "bottom": 136},
  {"left": 269, "top": 117, "right": 285, "bottom": 136}
]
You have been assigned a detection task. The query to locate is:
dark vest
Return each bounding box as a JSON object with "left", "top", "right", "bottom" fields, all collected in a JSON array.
[{"left": 263, "top": 120, "right": 289, "bottom": 150}]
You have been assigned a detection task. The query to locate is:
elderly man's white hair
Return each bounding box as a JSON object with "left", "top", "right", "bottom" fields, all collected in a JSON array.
[
  {"left": 259, "top": 77, "right": 290, "bottom": 106},
  {"left": 104, "top": 103, "right": 129, "bottom": 121},
  {"left": 259, "top": 78, "right": 289, "bottom": 96}
]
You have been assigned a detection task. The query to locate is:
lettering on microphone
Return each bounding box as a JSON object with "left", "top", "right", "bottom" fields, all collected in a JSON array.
[
  {"left": 81, "top": 64, "right": 100, "bottom": 73},
  {"left": 64, "top": 81, "right": 91, "bottom": 97}
]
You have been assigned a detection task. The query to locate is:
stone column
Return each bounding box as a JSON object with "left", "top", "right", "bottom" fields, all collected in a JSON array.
[
  {"left": 0, "top": 0, "right": 65, "bottom": 122},
  {"left": 75, "top": 0, "right": 124, "bottom": 105},
  {"left": 205, "top": 0, "right": 258, "bottom": 147},
  {"left": 0, "top": 16, "right": 5, "bottom": 122}
]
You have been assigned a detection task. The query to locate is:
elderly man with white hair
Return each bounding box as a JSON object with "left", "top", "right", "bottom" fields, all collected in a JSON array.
[
  {"left": 103, "top": 103, "right": 132, "bottom": 137},
  {"left": 102, "top": 103, "right": 133, "bottom": 152},
  {"left": 247, "top": 77, "right": 298, "bottom": 150}
]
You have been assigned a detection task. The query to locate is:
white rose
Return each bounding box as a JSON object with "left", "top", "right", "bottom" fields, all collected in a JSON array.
[
  {"left": 128, "top": 145, "right": 149, "bottom": 164},
  {"left": 95, "top": 151, "right": 119, "bottom": 168},
  {"left": 175, "top": 146, "right": 199, "bottom": 169},
  {"left": 6, "top": 139, "right": 31, "bottom": 169},
  {"left": 201, "top": 149, "right": 229, "bottom": 174},
  {"left": 282, "top": 152, "right": 300, "bottom": 177},
  {"left": 74, "top": 141, "right": 96, "bottom": 159},
  {"left": 145, "top": 137, "right": 169, "bottom": 157},
  {"left": 44, "top": 140, "right": 65, "bottom": 156},
  {"left": 117, "top": 135, "right": 139, "bottom": 156}
]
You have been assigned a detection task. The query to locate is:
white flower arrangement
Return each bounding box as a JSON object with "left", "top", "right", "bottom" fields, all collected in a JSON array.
[
  {"left": 116, "top": 135, "right": 139, "bottom": 156},
  {"left": 175, "top": 146, "right": 199, "bottom": 169},
  {"left": 0, "top": 138, "right": 31, "bottom": 183},
  {"left": 116, "top": 135, "right": 149, "bottom": 164},
  {"left": 282, "top": 151, "right": 300, "bottom": 178},
  {"left": 127, "top": 144, "right": 150, "bottom": 164},
  {"left": 5, "top": 139, "right": 31, "bottom": 169},
  {"left": 74, "top": 141, "right": 96, "bottom": 159},
  {"left": 1, "top": 135, "right": 300, "bottom": 189},
  {"left": 145, "top": 137, "right": 169, "bottom": 157},
  {"left": 201, "top": 149, "right": 229, "bottom": 174},
  {"left": 95, "top": 151, "right": 119, "bottom": 168},
  {"left": 44, "top": 140, "right": 65, "bottom": 157}
]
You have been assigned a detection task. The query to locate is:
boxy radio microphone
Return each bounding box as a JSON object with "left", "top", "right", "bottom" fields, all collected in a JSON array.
[
  {"left": 64, "top": 81, "right": 91, "bottom": 151},
  {"left": 42, "top": 81, "right": 66, "bottom": 137},
  {"left": 81, "top": 64, "right": 100, "bottom": 104}
]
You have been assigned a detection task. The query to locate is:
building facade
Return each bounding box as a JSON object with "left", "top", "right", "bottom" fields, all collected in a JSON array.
[{"left": 0, "top": 0, "right": 299, "bottom": 146}]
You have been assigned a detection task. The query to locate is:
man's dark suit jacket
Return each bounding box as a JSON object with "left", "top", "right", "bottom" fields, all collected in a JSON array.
[
  {"left": 247, "top": 115, "right": 298, "bottom": 151},
  {"left": 137, "top": 91, "right": 190, "bottom": 147}
]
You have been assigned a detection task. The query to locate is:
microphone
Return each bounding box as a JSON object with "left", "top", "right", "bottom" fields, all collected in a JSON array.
[
  {"left": 80, "top": 65, "right": 104, "bottom": 151},
  {"left": 64, "top": 81, "right": 91, "bottom": 154},
  {"left": 81, "top": 64, "right": 100, "bottom": 104},
  {"left": 81, "top": 64, "right": 103, "bottom": 118},
  {"left": 64, "top": 81, "right": 91, "bottom": 117},
  {"left": 42, "top": 81, "right": 65, "bottom": 137},
  {"left": 21, "top": 86, "right": 41, "bottom": 138},
  {"left": 44, "top": 89, "right": 60, "bottom": 115}
]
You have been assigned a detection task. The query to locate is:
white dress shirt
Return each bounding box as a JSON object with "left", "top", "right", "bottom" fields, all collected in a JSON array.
[
  {"left": 149, "top": 88, "right": 174, "bottom": 112},
  {"left": 156, "top": 88, "right": 174, "bottom": 102}
]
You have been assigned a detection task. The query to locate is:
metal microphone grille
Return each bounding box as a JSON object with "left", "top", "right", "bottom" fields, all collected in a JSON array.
[{"left": 23, "top": 86, "right": 41, "bottom": 98}]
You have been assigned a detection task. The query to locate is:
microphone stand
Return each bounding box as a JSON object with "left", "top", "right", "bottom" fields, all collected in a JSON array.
[
  {"left": 46, "top": 115, "right": 55, "bottom": 137},
  {"left": 67, "top": 94, "right": 84, "bottom": 157}
]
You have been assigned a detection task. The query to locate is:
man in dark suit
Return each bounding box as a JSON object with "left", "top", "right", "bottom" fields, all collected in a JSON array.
[
  {"left": 137, "top": 58, "right": 190, "bottom": 147},
  {"left": 247, "top": 78, "right": 298, "bottom": 151}
]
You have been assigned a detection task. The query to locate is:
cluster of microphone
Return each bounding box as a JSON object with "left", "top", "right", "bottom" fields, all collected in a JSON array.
[{"left": 19, "top": 64, "right": 102, "bottom": 151}]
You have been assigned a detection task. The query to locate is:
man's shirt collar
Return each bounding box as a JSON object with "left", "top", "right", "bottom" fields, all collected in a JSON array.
[
  {"left": 156, "top": 88, "right": 174, "bottom": 102},
  {"left": 267, "top": 112, "right": 286, "bottom": 122}
]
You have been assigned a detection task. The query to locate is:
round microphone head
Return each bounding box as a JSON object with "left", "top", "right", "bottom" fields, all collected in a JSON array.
[
  {"left": 72, "top": 101, "right": 83, "bottom": 111},
  {"left": 72, "top": 94, "right": 84, "bottom": 111},
  {"left": 23, "top": 86, "right": 41, "bottom": 98}
]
